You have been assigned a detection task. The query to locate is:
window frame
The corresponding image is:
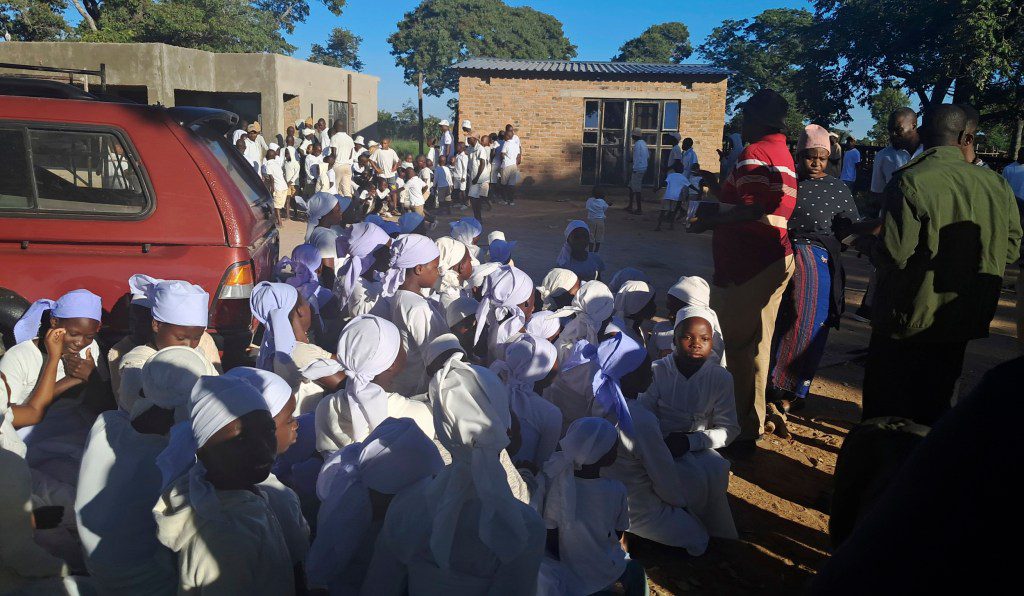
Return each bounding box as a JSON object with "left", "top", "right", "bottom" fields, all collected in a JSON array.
[
  {"left": 0, "top": 120, "right": 155, "bottom": 221},
  {"left": 581, "top": 99, "right": 681, "bottom": 187}
]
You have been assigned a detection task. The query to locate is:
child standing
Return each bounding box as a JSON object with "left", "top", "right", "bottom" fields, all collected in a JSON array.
[
  {"left": 584, "top": 186, "right": 611, "bottom": 252},
  {"left": 434, "top": 155, "right": 453, "bottom": 215},
  {"left": 657, "top": 162, "right": 686, "bottom": 231}
]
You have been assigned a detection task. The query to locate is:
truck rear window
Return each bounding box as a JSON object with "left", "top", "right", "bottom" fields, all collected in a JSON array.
[
  {"left": 0, "top": 125, "right": 150, "bottom": 216},
  {"left": 193, "top": 132, "right": 270, "bottom": 208}
]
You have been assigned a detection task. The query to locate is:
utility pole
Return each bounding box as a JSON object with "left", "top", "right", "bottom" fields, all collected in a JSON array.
[{"left": 418, "top": 71, "right": 425, "bottom": 155}]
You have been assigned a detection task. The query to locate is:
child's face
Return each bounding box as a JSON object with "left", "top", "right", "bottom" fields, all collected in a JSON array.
[
  {"left": 414, "top": 257, "right": 441, "bottom": 289},
  {"left": 675, "top": 317, "right": 713, "bottom": 362},
  {"left": 152, "top": 321, "right": 205, "bottom": 351},
  {"left": 567, "top": 228, "right": 590, "bottom": 252}
]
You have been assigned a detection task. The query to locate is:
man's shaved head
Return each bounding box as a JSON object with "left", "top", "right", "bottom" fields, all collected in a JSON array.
[{"left": 921, "top": 104, "right": 967, "bottom": 148}]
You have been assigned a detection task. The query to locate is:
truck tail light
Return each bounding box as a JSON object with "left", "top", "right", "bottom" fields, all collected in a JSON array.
[
  {"left": 217, "top": 261, "right": 255, "bottom": 299},
  {"left": 210, "top": 261, "right": 255, "bottom": 331}
]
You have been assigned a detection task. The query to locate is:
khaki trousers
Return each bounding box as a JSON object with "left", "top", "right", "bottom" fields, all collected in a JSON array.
[
  {"left": 333, "top": 162, "right": 353, "bottom": 196},
  {"left": 711, "top": 255, "right": 794, "bottom": 440}
]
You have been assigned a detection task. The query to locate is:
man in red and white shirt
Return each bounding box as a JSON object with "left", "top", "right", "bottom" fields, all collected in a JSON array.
[{"left": 693, "top": 89, "right": 796, "bottom": 445}]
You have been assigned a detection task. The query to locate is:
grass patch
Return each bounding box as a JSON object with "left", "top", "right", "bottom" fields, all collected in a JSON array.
[{"left": 390, "top": 139, "right": 425, "bottom": 159}]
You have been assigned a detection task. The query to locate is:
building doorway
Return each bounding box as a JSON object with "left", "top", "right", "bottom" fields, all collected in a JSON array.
[{"left": 581, "top": 98, "right": 681, "bottom": 187}]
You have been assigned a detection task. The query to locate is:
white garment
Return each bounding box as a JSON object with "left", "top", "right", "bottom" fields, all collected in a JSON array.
[
  {"left": 440, "top": 130, "right": 454, "bottom": 159},
  {"left": 681, "top": 147, "right": 699, "bottom": 179},
  {"left": 243, "top": 138, "right": 264, "bottom": 169},
  {"left": 307, "top": 226, "right": 340, "bottom": 261},
  {"left": 632, "top": 139, "right": 649, "bottom": 172},
  {"left": 275, "top": 341, "right": 334, "bottom": 416},
  {"left": 452, "top": 152, "right": 469, "bottom": 182},
  {"left": 585, "top": 197, "right": 609, "bottom": 220},
  {"left": 316, "top": 167, "right": 338, "bottom": 194},
  {"left": 75, "top": 411, "right": 177, "bottom": 594},
  {"left": 117, "top": 344, "right": 212, "bottom": 413},
  {"left": 1003, "top": 161, "right": 1024, "bottom": 199},
  {"left": 262, "top": 159, "right": 288, "bottom": 192},
  {"left": 372, "top": 147, "right": 400, "bottom": 177},
  {"left": 469, "top": 144, "right": 492, "bottom": 183},
  {"left": 282, "top": 147, "right": 301, "bottom": 185},
  {"left": 315, "top": 391, "right": 433, "bottom": 453},
  {"left": 258, "top": 473, "right": 310, "bottom": 566},
  {"left": 153, "top": 473, "right": 296, "bottom": 595},
  {"left": 601, "top": 401, "right": 709, "bottom": 554},
  {"left": 500, "top": 136, "right": 521, "bottom": 169},
  {"left": 870, "top": 145, "right": 913, "bottom": 193},
  {"left": 664, "top": 172, "right": 687, "bottom": 201},
  {"left": 305, "top": 154, "right": 324, "bottom": 184},
  {"left": 404, "top": 176, "right": 428, "bottom": 207},
  {"left": 389, "top": 290, "right": 449, "bottom": 396},
  {"left": 0, "top": 339, "right": 102, "bottom": 406}
]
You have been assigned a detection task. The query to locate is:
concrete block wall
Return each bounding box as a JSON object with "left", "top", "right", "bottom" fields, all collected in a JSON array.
[{"left": 458, "top": 74, "right": 728, "bottom": 190}]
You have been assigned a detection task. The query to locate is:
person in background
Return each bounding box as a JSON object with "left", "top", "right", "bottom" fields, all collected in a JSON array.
[
  {"left": 555, "top": 221, "right": 605, "bottom": 282},
  {"left": 304, "top": 144, "right": 324, "bottom": 198},
  {"left": 401, "top": 165, "right": 430, "bottom": 222},
  {"left": 666, "top": 132, "right": 684, "bottom": 171},
  {"left": 826, "top": 132, "right": 843, "bottom": 178},
  {"left": 439, "top": 119, "right": 454, "bottom": 161},
  {"left": 1002, "top": 147, "right": 1024, "bottom": 223},
  {"left": 626, "top": 128, "right": 648, "bottom": 215},
  {"left": 317, "top": 153, "right": 338, "bottom": 195},
  {"left": 958, "top": 104, "right": 990, "bottom": 168},
  {"left": 467, "top": 134, "right": 493, "bottom": 222},
  {"left": 330, "top": 121, "right": 355, "bottom": 197},
  {"left": 352, "top": 136, "right": 367, "bottom": 162},
  {"left": 450, "top": 141, "right": 468, "bottom": 211},
  {"left": 658, "top": 162, "right": 686, "bottom": 231},
  {"left": 373, "top": 137, "right": 401, "bottom": 187},
  {"left": 869, "top": 108, "right": 921, "bottom": 216},
  {"left": 840, "top": 136, "right": 861, "bottom": 192},
  {"left": 499, "top": 125, "right": 522, "bottom": 207},
  {"left": 316, "top": 118, "right": 331, "bottom": 153},
  {"left": 243, "top": 124, "right": 265, "bottom": 171},
  {"left": 282, "top": 135, "right": 301, "bottom": 220},
  {"left": 435, "top": 155, "right": 453, "bottom": 215},
  {"left": 585, "top": 186, "right": 611, "bottom": 252},
  {"left": 718, "top": 132, "right": 744, "bottom": 180},
  {"left": 263, "top": 146, "right": 289, "bottom": 223}
]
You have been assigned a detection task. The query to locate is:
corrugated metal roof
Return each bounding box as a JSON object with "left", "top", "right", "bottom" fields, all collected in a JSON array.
[{"left": 452, "top": 58, "right": 730, "bottom": 77}]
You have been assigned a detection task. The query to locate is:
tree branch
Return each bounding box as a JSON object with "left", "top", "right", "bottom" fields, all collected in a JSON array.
[{"left": 69, "top": 0, "right": 98, "bottom": 31}]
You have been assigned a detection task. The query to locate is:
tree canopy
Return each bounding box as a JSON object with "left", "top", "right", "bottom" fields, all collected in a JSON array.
[
  {"left": 388, "top": 0, "right": 576, "bottom": 97},
  {"left": 612, "top": 22, "right": 692, "bottom": 64},
  {"left": 1, "top": 1, "right": 68, "bottom": 41},
  {"left": 309, "top": 27, "right": 362, "bottom": 71},
  {"left": 866, "top": 87, "right": 911, "bottom": 146}
]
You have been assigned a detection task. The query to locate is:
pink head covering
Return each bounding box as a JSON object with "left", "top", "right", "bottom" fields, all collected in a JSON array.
[{"left": 797, "top": 124, "right": 831, "bottom": 155}]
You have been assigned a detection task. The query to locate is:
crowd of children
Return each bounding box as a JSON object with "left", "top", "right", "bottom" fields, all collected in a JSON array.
[{"left": 1, "top": 196, "right": 744, "bottom": 594}]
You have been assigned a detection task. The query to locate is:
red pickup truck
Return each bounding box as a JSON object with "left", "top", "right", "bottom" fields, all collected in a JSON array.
[{"left": 0, "top": 78, "right": 279, "bottom": 366}]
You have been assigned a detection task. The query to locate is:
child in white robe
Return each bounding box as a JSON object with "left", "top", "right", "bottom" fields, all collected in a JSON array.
[
  {"left": 334, "top": 223, "right": 393, "bottom": 319},
  {"left": 473, "top": 264, "right": 535, "bottom": 364},
  {"left": 538, "top": 268, "right": 580, "bottom": 311},
  {"left": 433, "top": 237, "right": 473, "bottom": 308},
  {"left": 315, "top": 315, "right": 434, "bottom": 453},
  {"left": 613, "top": 280, "right": 657, "bottom": 347},
  {"left": 639, "top": 306, "right": 740, "bottom": 539}
]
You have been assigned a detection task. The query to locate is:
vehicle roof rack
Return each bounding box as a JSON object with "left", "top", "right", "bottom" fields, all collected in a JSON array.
[{"left": 0, "top": 77, "right": 99, "bottom": 100}]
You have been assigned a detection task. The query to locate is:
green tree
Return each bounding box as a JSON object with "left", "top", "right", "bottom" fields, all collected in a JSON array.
[
  {"left": 1, "top": 1, "right": 68, "bottom": 40},
  {"left": 698, "top": 8, "right": 850, "bottom": 126},
  {"left": 866, "top": 87, "right": 911, "bottom": 146},
  {"left": 388, "top": 0, "right": 576, "bottom": 97},
  {"left": 309, "top": 27, "right": 362, "bottom": 71},
  {"left": 612, "top": 22, "right": 692, "bottom": 63}
]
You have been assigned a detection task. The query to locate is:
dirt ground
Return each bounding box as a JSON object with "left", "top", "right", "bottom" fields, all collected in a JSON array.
[{"left": 279, "top": 189, "right": 1022, "bottom": 594}]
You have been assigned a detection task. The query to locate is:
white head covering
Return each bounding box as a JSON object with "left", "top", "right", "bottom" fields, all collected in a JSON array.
[
  {"left": 541, "top": 417, "right": 618, "bottom": 526},
  {"left": 334, "top": 315, "right": 401, "bottom": 439},
  {"left": 399, "top": 212, "right": 425, "bottom": 234},
  {"left": 223, "top": 367, "right": 293, "bottom": 417},
  {"left": 552, "top": 280, "right": 615, "bottom": 344},
  {"left": 473, "top": 265, "right": 534, "bottom": 347},
  {"left": 12, "top": 289, "right": 102, "bottom": 344},
  {"left": 354, "top": 135, "right": 365, "bottom": 145},
  {"left": 445, "top": 295, "right": 479, "bottom": 328},
  {"left": 426, "top": 358, "right": 528, "bottom": 569},
  {"left": 489, "top": 335, "right": 557, "bottom": 439},
  {"left": 608, "top": 267, "right": 651, "bottom": 294},
  {"left": 135, "top": 346, "right": 214, "bottom": 422},
  {"left": 334, "top": 223, "right": 390, "bottom": 312},
  {"left": 674, "top": 305, "right": 725, "bottom": 364},
  {"left": 525, "top": 310, "right": 561, "bottom": 341},
  {"left": 249, "top": 281, "right": 299, "bottom": 371},
  {"left": 613, "top": 280, "right": 655, "bottom": 321},
  {"left": 425, "top": 333, "right": 465, "bottom": 369},
  {"left": 307, "top": 417, "right": 443, "bottom": 589},
  {"left": 269, "top": 142, "right": 280, "bottom": 151},
  {"left": 129, "top": 276, "right": 210, "bottom": 327},
  {"left": 538, "top": 268, "right": 579, "bottom": 310},
  {"left": 435, "top": 236, "right": 470, "bottom": 295},
  {"left": 669, "top": 275, "right": 711, "bottom": 308},
  {"left": 461, "top": 119, "right": 472, "bottom": 130},
  {"left": 555, "top": 220, "right": 589, "bottom": 268},
  {"left": 469, "top": 261, "right": 501, "bottom": 290},
  {"left": 438, "top": 119, "right": 450, "bottom": 127},
  {"left": 449, "top": 218, "right": 482, "bottom": 246},
  {"left": 381, "top": 234, "right": 440, "bottom": 297},
  {"left": 305, "top": 192, "right": 340, "bottom": 238}
]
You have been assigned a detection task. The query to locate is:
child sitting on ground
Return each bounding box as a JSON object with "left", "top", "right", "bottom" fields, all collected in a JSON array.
[
  {"left": 555, "top": 221, "right": 606, "bottom": 282},
  {"left": 584, "top": 187, "right": 612, "bottom": 252}
]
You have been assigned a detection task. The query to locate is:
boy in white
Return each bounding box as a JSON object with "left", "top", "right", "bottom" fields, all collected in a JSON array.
[
  {"left": 639, "top": 306, "right": 740, "bottom": 539},
  {"left": 372, "top": 137, "right": 402, "bottom": 184},
  {"left": 434, "top": 155, "right": 453, "bottom": 214},
  {"left": 316, "top": 153, "right": 338, "bottom": 194},
  {"left": 401, "top": 166, "right": 429, "bottom": 218},
  {"left": 658, "top": 162, "right": 687, "bottom": 231},
  {"left": 584, "top": 186, "right": 611, "bottom": 252},
  {"left": 262, "top": 147, "right": 289, "bottom": 220},
  {"left": 438, "top": 119, "right": 454, "bottom": 160},
  {"left": 540, "top": 417, "right": 647, "bottom": 596},
  {"left": 451, "top": 142, "right": 469, "bottom": 209}
]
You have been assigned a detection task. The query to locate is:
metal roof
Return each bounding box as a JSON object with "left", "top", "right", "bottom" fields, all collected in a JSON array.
[{"left": 451, "top": 58, "right": 730, "bottom": 77}]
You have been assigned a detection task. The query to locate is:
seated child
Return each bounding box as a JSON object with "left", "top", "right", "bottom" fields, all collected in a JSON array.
[{"left": 555, "top": 221, "right": 605, "bottom": 282}]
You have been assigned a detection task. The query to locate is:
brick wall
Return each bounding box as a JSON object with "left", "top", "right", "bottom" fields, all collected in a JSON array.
[{"left": 457, "top": 74, "right": 728, "bottom": 191}]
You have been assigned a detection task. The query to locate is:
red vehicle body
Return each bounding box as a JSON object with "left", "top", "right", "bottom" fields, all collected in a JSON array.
[{"left": 0, "top": 82, "right": 278, "bottom": 364}]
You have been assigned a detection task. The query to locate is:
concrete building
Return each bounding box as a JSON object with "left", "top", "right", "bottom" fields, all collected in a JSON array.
[
  {"left": 454, "top": 58, "right": 729, "bottom": 190},
  {"left": 0, "top": 42, "right": 378, "bottom": 141}
]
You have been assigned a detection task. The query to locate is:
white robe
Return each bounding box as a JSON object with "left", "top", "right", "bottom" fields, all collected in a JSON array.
[
  {"left": 153, "top": 473, "right": 296, "bottom": 595},
  {"left": 638, "top": 355, "right": 739, "bottom": 538},
  {"left": 315, "top": 392, "right": 434, "bottom": 454},
  {"left": 601, "top": 401, "right": 709, "bottom": 554},
  {"left": 510, "top": 390, "right": 562, "bottom": 470},
  {"left": 388, "top": 290, "right": 449, "bottom": 396},
  {"left": 74, "top": 411, "right": 177, "bottom": 595},
  {"left": 257, "top": 473, "right": 310, "bottom": 567}
]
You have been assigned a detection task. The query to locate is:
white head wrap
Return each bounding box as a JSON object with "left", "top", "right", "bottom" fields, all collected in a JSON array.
[
  {"left": 249, "top": 282, "right": 299, "bottom": 371},
  {"left": 306, "top": 417, "right": 443, "bottom": 589},
  {"left": 669, "top": 275, "right": 711, "bottom": 308},
  {"left": 223, "top": 367, "right": 293, "bottom": 417},
  {"left": 525, "top": 310, "right": 562, "bottom": 341},
  {"left": 538, "top": 268, "right": 579, "bottom": 310},
  {"left": 426, "top": 358, "right": 528, "bottom": 569},
  {"left": 449, "top": 218, "right": 482, "bottom": 246},
  {"left": 305, "top": 192, "right": 340, "bottom": 238},
  {"left": 129, "top": 276, "right": 209, "bottom": 327},
  {"left": 134, "top": 346, "right": 214, "bottom": 422},
  {"left": 613, "top": 280, "right": 655, "bottom": 321},
  {"left": 541, "top": 417, "right": 618, "bottom": 526},
  {"left": 424, "top": 333, "right": 465, "bottom": 370},
  {"left": 334, "top": 223, "right": 391, "bottom": 312},
  {"left": 608, "top": 267, "right": 651, "bottom": 294},
  {"left": 469, "top": 261, "right": 501, "bottom": 290},
  {"left": 12, "top": 289, "right": 102, "bottom": 344},
  {"left": 435, "top": 236, "right": 470, "bottom": 295},
  {"left": 473, "top": 265, "right": 534, "bottom": 347},
  {"left": 445, "top": 295, "right": 480, "bottom": 328},
  {"left": 674, "top": 304, "right": 725, "bottom": 363},
  {"left": 552, "top": 280, "right": 615, "bottom": 344},
  {"left": 489, "top": 335, "right": 557, "bottom": 439},
  {"left": 555, "top": 220, "right": 590, "bottom": 268},
  {"left": 334, "top": 315, "right": 401, "bottom": 439},
  {"left": 381, "top": 234, "right": 440, "bottom": 298}
]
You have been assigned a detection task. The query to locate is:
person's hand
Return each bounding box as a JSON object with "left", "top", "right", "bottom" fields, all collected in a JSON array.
[
  {"left": 664, "top": 432, "right": 691, "bottom": 458},
  {"left": 43, "top": 328, "right": 66, "bottom": 359},
  {"left": 716, "top": 148, "right": 725, "bottom": 159},
  {"left": 63, "top": 351, "right": 96, "bottom": 381}
]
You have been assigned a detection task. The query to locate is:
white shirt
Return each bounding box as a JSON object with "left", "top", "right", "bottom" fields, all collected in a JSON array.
[
  {"left": 452, "top": 152, "right": 469, "bottom": 180},
  {"left": 1002, "top": 161, "right": 1024, "bottom": 199},
  {"left": 389, "top": 289, "right": 448, "bottom": 396},
  {"left": 667, "top": 143, "right": 684, "bottom": 168},
  {"left": 663, "top": 172, "right": 687, "bottom": 201},
  {"left": 639, "top": 355, "right": 739, "bottom": 451},
  {"left": 470, "top": 145, "right": 492, "bottom": 183},
  {"left": 632, "top": 139, "right": 649, "bottom": 172},
  {"left": 372, "top": 147, "right": 400, "bottom": 177},
  {"left": 841, "top": 147, "right": 861, "bottom": 182},
  {"left": 404, "top": 176, "right": 428, "bottom": 207},
  {"left": 585, "top": 197, "right": 609, "bottom": 219},
  {"left": 231, "top": 129, "right": 246, "bottom": 143},
  {"left": 870, "top": 145, "right": 915, "bottom": 193},
  {"left": 418, "top": 166, "right": 434, "bottom": 189},
  {"left": 314, "top": 391, "right": 434, "bottom": 453},
  {"left": 282, "top": 147, "right": 300, "bottom": 184},
  {"left": 318, "top": 129, "right": 331, "bottom": 150},
  {"left": 440, "top": 130, "right": 454, "bottom": 158},
  {"left": 0, "top": 340, "right": 103, "bottom": 406},
  {"left": 331, "top": 132, "right": 355, "bottom": 165},
  {"left": 243, "top": 138, "right": 264, "bottom": 170},
  {"left": 434, "top": 165, "right": 451, "bottom": 188},
  {"left": 262, "top": 159, "right": 288, "bottom": 192},
  {"left": 500, "top": 136, "right": 521, "bottom": 169},
  {"left": 316, "top": 167, "right": 337, "bottom": 194},
  {"left": 681, "top": 147, "right": 699, "bottom": 179},
  {"left": 307, "top": 227, "right": 340, "bottom": 260},
  {"left": 305, "top": 154, "right": 324, "bottom": 181}
]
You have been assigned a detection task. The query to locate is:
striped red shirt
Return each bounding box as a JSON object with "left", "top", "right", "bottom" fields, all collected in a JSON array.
[{"left": 712, "top": 133, "right": 796, "bottom": 286}]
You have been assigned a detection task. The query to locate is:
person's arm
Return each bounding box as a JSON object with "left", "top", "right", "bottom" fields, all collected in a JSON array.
[
  {"left": 9, "top": 329, "right": 65, "bottom": 428},
  {"left": 687, "top": 369, "right": 740, "bottom": 450}
]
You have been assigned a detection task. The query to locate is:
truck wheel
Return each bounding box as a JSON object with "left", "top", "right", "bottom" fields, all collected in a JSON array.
[{"left": 0, "top": 287, "right": 31, "bottom": 353}]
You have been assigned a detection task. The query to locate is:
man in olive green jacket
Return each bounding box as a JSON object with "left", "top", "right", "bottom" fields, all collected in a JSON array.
[{"left": 861, "top": 104, "right": 1022, "bottom": 425}]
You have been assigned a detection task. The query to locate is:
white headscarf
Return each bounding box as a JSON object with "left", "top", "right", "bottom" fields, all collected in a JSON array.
[
  {"left": 525, "top": 310, "right": 561, "bottom": 341},
  {"left": 129, "top": 276, "right": 209, "bottom": 327},
  {"left": 449, "top": 218, "right": 482, "bottom": 246},
  {"left": 552, "top": 280, "right": 615, "bottom": 345},
  {"left": 555, "top": 220, "right": 589, "bottom": 268},
  {"left": 306, "top": 418, "right": 443, "bottom": 589},
  {"left": 669, "top": 275, "right": 712, "bottom": 308},
  {"left": 381, "top": 234, "right": 440, "bottom": 298},
  {"left": 334, "top": 223, "right": 391, "bottom": 312},
  {"left": 445, "top": 295, "right": 480, "bottom": 328},
  {"left": 541, "top": 417, "right": 618, "bottom": 526},
  {"left": 538, "top": 268, "right": 579, "bottom": 310},
  {"left": 435, "top": 236, "right": 470, "bottom": 295},
  {"left": 613, "top": 280, "right": 655, "bottom": 321},
  {"left": 674, "top": 305, "right": 726, "bottom": 364},
  {"left": 473, "top": 265, "right": 534, "bottom": 348},
  {"left": 469, "top": 261, "right": 501, "bottom": 290},
  {"left": 426, "top": 358, "right": 528, "bottom": 569},
  {"left": 489, "top": 335, "right": 557, "bottom": 438},
  {"left": 305, "top": 192, "right": 340, "bottom": 238},
  {"left": 334, "top": 315, "right": 401, "bottom": 439},
  {"left": 223, "top": 367, "right": 293, "bottom": 417},
  {"left": 608, "top": 267, "right": 651, "bottom": 294},
  {"left": 134, "top": 346, "right": 215, "bottom": 423},
  {"left": 12, "top": 289, "right": 102, "bottom": 344},
  {"left": 249, "top": 282, "right": 299, "bottom": 371}
]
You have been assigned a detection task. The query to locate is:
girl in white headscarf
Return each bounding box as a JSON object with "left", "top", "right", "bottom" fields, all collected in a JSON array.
[
  {"left": 433, "top": 236, "right": 474, "bottom": 308},
  {"left": 555, "top": 220, "right": 605, "bottom": 281},
  {"left": 449, "top": 217, "right": 483, "bottom": 264},
  {"left": 613, "top": 279, "right": 657, "bottom": 346},
  {"left": 525, "top": 310, "right": 562, "bottom": 343},
  {"left": 538, "top": 268, "right": 580, "bottom": 311},
  {"left": 315, "top": 315, "right": 434, "bottom": 453},
  {"left": 153, "top": 376, "right": 295, "bottom": 595},
  {"left": 665, "top": 275, "right": 725, "bottom": 364},
  {"left": 474, "top": 265, "right": 535, "bottom": 364},
  {"left": 307, "top": 417, "right": 443, "bottom": 595},
  {"left": 489, "top": 335, "right": 562, "bottom": 473},
  {"left": 304, "top": 192, "right": 353, "bottom": 273},
  {"left": 361, "top": 359, "right": 544, "bottom": 596},
  {"left": 76, "top": 346, "right": 215, "bottom": 595},
  {"left": 720, "top": 132, "right": 744, "bottom": 179},
  {"left": 334, "top": 222, "right": 392, "bottom": 319}
]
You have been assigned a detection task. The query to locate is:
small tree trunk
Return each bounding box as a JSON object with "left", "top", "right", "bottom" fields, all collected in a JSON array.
[
  {"left": 1013, "top": 117, "right": 1023, "bottom": 157},
  {"left": 70, "top": 0, "right": 98, "bottom": 31}
]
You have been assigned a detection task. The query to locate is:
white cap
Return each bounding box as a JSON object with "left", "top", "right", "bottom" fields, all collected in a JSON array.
[
  {"left": 268, "top": 142, "right": 280, "bottom": 151},
  {"left": 461, "top": 119, "right": 472, "bottom": 130},
  {"left": 354, "top": 135, "right": 365, "bottom": 145},
  {"left": 368, "top": 140, "right": 379, "bottom": 148},
  {"left": 439, "top": 120, "right": 450, "bottom": 127}
]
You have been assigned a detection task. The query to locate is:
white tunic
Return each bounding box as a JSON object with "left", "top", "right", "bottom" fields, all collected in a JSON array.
[
  {"left": 315, "top": 391, "right": 434, "bottom": 454},
  {"left": 257, "top": 473, "right": 310, "bottom": 567},
  {"left": 389, "top": 290, "right": 449, "bottom": 396},
  {"left": 510, "top": 390, "right": 562, "bottom": 470},
  {"left": 74, "top": 411, "right": 177, "bottom": 595},
  {"left": 0, "top": 339, "right": 102, "bottom": 406}
]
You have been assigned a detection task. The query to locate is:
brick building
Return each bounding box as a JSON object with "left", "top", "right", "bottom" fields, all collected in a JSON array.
[{"left": 453, "top": 58, "right": 729, "bottom": 191}]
